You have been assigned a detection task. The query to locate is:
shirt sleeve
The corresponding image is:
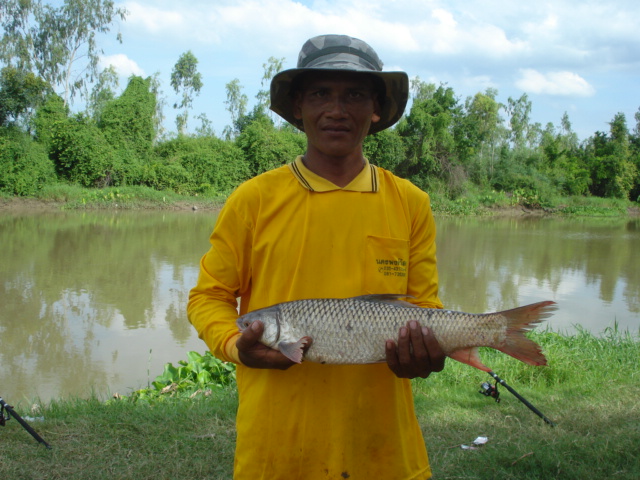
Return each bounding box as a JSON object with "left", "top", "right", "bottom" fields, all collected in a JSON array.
[{"left": 187, "top": 192, "right": 254, "bottom": 364}]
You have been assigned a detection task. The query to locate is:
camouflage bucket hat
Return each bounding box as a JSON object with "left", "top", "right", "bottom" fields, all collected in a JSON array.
[{"left": 270, "top": 34, "right": 409, "bottom": 135}]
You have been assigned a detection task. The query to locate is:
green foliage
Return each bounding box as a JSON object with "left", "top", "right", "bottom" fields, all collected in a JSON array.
[
  {"left": 153, "top": 135, "right": 250, "bottom": 194},
  {"left": 224, "top": 78, "right": 248, "bottom": 139},
  {"left": 49, "top": 113, "right": 119, "bottom": 187},
  {"left": 87, "top": 64, "right": 119, "bottom": 121},
  {"left": 397, "top": 83, "right": 460, "bottom": 180},
  {"left": 0, "top": 66, "right": 50, "bottom": 126},
  {"left": 99, "top": 75, "right": 156, "bottom": 159},
  {"left": 0, "top": 41, "right": 638, "bottom": 210},
  {"left": 170, "top": 50, "right": 203, "bottom": 134},
  {"left": 32, "top": 0, "right": 127, "bottom": 106},
  {"left": 585, "top": 115, "right": 637, "bottom": 199},
  {"left": 236, "top": 115, "right": 306, "bottom": 176},
  {"left": 127, "top": 351, "right": 236, "bottom": 401},
  {"left": 363, "top": 128, "right": 406, "bottom": 171},
  {"left": 0, "top": 126, "right": 55, "bottom": 195},
  {"left": 32, "top": 91, "right": 68, "bottom": 146}
]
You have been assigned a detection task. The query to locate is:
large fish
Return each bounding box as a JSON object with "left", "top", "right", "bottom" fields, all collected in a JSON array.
[{"left": 236, "top": 294, "right": 558, "bottom": 372}]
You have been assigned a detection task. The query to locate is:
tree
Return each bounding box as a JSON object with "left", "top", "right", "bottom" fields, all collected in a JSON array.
[
  {"left": 585, "top": 113, "right": 636, "bottom": 199},
  {"left": 457, "top": 88, "right": 503, "bottom": 182},
  {"left": 505, "top": 93, "right": 532, "bottom": 149},
  {"left": 0, "top": 66, "right": 50, "bottom": 127},
  {"left": 170, "top": 50, "right": 203, "bottom": 135},
  {"left": 87, "top": 64, "right": 119, "bottom": 121},
  {"left": 255, "top": 56, "right": 284, "bottom": 118},
  {"left": 31, "top": 0, "right": 127, "bottom": 106},
  {"left": 0, "top": 0, "right": 39, "bottom": 70},
  {"left": 630, "top": 107, "right": 640, "bottom": 201},
  {"left": 99, "top": 75, "right": 156, "bottom": 161},
  {"left": 397, "top": 82, "right": 461, "bottom": 184},
  {"left": 223, "top": 78, "right": 248, "bottom": 139},
  {"left": 363, "top": 129, "right": 406, "bottom": 172},
  {"left": 149, "top": 71, "right": 167, "bottom": 140}
]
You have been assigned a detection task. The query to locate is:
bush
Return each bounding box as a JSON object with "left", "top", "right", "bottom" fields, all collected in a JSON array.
[
  {"left": 99, "top": 75, "right": 156, "bottom": 160},
  {"left": 154, "top": 135, "right": 250, "bottom": 194},
  {"left": 49, "top": 114, "right": 119, "bottom": 187},
  {"left": 32, "top": 92, "right": 68, "bottom": 147},
  {"left": 363, "top": 128, "right": 406, "bottom": 172},
  {"left": 0, "top": 127, "right": 56, "bottom": 195},
  {"left": 236, "top": 116, "right": 306, "bottom": 176}
]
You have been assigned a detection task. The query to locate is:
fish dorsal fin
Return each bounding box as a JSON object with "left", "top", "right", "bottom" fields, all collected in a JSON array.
[{"left": 353, "top": 294, "right": 418, "bottom": 308}]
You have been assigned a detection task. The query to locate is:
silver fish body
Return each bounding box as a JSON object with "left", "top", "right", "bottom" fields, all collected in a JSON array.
[{"left": 236, "top": 294, "right": 557, "bottom": 372}]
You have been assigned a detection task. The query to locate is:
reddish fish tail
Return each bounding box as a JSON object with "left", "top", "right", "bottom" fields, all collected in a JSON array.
[
  {"left": 496, "top": 300, "right": 557, "bottom": 367},
  {"left": 448, "top": 300, "right": 557, "bottom": 372}
]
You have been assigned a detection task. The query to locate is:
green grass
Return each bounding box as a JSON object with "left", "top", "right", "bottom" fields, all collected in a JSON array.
[
  {"left": 3, "top": 184, "right": 637, "bottom": 217},
  {"left": 21, "top": 183, "right": 226, "bottom": 210},
  {"left": 1, "top": 328, "right": 638, "bottom": 479}
]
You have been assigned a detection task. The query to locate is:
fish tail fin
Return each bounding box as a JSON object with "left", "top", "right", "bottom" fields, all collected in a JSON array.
[{"left": 497, "top": 300, "right": 557, "bottom": 367}]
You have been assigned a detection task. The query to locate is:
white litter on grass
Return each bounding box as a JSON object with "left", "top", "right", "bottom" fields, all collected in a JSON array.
[
  {"left": 461, "top": 436, "right": 489, "bottom": 450},
  {"left": 23, "top": 416, "right": 45, "bottom": 422}
]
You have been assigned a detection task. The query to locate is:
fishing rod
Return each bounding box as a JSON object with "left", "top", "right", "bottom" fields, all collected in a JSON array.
[
  {"left": 0, "top": 396, "right": 52, "bottom": 448},
  {"left": 479, "top": 371, "right": 556, "bottom": 427}
]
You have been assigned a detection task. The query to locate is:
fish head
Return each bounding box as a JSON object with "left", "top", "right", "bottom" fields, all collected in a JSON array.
[{"left": 236, "top": 306, "right": 282, "bottom": 348}]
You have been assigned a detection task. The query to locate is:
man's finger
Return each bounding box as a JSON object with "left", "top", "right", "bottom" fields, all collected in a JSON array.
[
  {"left": 396, "top": 325, "right": 411, "bottom": 364},
  {"left": 236, "top": 320, "right": 263, "bottom": 352},
  {"left": 408, "top": 320, "right": 429, "bottom": 361},
  {"left": 422, "top": 327, "right": 446, "bottom": 372}
]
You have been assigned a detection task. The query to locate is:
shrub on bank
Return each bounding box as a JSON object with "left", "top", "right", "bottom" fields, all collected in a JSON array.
[{"left": 0, "top": 127, "right": 55, "bottom": 195}]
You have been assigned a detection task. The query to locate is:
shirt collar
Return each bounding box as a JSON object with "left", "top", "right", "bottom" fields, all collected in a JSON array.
[{"left": 288, "top": 155, "right": 379, "bottom": 193}]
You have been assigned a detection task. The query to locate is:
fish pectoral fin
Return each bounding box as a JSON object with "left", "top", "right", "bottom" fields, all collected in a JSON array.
[
  {"left": 278, "top": 338, "right": 309, "bottom": 364},
  {"left": 448, "top": 347, "right": 491, "bottom": 373}
]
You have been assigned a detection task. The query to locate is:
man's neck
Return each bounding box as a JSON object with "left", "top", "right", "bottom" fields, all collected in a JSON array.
[{"left": 302, "top": 149, "right": 366, "bottom": 188}]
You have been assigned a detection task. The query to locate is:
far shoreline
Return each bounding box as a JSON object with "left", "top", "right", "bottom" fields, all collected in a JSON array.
[{"left": 1, "top": 194, "right": 639, "bottom": 217}]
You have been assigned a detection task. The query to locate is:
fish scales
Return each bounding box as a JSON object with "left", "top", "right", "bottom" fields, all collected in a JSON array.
[
  {"left": 236, "top": 294, "right": 558, "bottom": 371},
  {"left": 277, "top": 297, "right": 507, "bottom": 364}
]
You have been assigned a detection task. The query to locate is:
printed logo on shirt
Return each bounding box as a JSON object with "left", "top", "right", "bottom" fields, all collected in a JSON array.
[{"left": 376, "top": 257, "right": 407, "bottom": 278}]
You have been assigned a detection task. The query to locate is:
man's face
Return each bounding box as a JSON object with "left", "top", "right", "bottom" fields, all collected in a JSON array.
[{"left": 293, "top": 71, "right": 381, "bottom": 160}]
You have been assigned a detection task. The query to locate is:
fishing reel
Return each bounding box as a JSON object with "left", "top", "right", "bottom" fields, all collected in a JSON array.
[
  {"left": 479, "top": 381, "right": 500, "bottom": 403},
  {"left": 0, "top": 401, "right": 10, "bottom": 426}
]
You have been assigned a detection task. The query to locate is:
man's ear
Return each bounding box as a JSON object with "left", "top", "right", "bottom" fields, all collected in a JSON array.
[{"left": 371, "top": 95, "right": 382, "bottom": 124}]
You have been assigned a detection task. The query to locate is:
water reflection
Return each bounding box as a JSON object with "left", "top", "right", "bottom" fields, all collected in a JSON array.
[
  {"left": 0, "top": 211, "right": 638, "bottom": 403},
  {"left": 436, "top": 216, "right": 640, "bottom": 334},
  {"left": 0, "top": 210, "right": 215, "bottom": 403}
]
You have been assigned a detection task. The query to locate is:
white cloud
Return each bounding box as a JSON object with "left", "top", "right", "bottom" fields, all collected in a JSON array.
[
  {"left": 121, "top": 2, "right": 187, "bottom": 34},
  {"left": 99, "top": 54, "right": 145, "bottom": 77},
  {"left": 515, "top": 69, "right": 595, "bottom": 97}
]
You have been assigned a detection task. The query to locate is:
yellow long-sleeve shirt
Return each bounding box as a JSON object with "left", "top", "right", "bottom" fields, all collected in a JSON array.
[{"left": 188, "top": 156, "right": 442, "bottom": 479}]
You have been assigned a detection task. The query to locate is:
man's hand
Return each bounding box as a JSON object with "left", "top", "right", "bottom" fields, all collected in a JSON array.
[
  {"left": 385, "top": 321, "right": 446, "bottom": 379},
  {"left": 236, "top": 320, "right": 312, "bottom": 370}
]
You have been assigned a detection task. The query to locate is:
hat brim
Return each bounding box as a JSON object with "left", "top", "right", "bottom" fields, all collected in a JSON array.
[{"left": 270, "top": 67, "right": 409, "bottom": 135}]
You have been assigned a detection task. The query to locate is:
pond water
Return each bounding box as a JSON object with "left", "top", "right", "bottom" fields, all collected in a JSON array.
[{"left": 1, "top": 210, "right": 638, "bottom": 402}]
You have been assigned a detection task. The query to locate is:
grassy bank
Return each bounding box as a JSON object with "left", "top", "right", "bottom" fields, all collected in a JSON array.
[
  {"left": 1, "top": 328, "right": 638, "bottom": 479},
  {"left": 0, "top": 184, "right": 226, "bottom": 212},
  {"left": 1, "top": 184, "right": 638, "bottom": 217}
]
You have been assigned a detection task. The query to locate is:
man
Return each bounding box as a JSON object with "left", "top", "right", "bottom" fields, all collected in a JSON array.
[{"left": 188, "top": 34, "right": 445, "bottom": 479}]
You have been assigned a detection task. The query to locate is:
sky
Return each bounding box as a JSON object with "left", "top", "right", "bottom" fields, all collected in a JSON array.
[{"left": 85, "top": 0, "right": 640, "bottom": 140}]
